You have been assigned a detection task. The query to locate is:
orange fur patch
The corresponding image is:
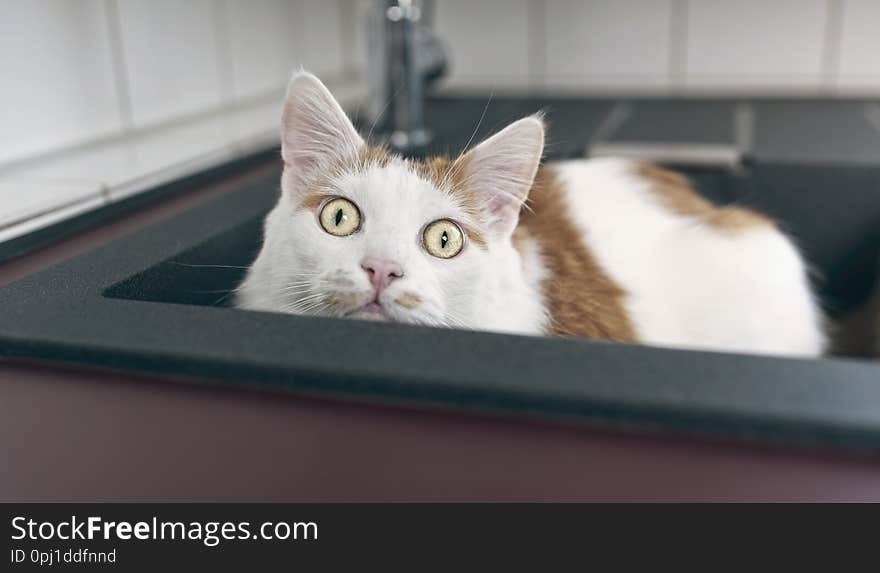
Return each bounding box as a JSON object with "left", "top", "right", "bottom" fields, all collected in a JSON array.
[
  {"left": 296, "top": 146, "right": 489, "bottom": 247},
  {"left": 354, "top": 145, "right": 392, "bottom": 170},
  {"left": 412, "top": 154, "right": 487, "bottom": 248},
  {"left": 637, "top": 163, "right": 773, "bottom": 233},
  {"left": 299, "top": 192, "right": 328, "bottom": 212},
  {"left": 324, "top": 292, "right": 359, "bottom": 309},
  {"left": 517, "top": 167, "right": 639, "bottom": 341},
  {"left": 394, "top": 292, "right": 423, "bottom": 309},
  {"left": 297, "top": 146, "right": 391, "bottom": 212}
]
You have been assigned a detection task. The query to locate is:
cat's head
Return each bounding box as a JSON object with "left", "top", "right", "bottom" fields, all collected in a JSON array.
[{"left": 245, "top": 72, "right": 544, "bottom": 328}]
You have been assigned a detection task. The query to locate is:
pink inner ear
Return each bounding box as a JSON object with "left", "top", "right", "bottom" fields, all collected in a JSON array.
[
  {"left": 460, "top": 116, "right": 544, "bottom": 238},
  {"left": 282, "top": 139, "right": 318, "bottom": 172},
  {"left": 488, "top": 194, "right": 514, "bottom": 217},
  {"left": 486, "top": 196, "right": 523, "bottom": 236},
  {"left": 281, "top": 73, "right": 364, "bottom": 184}
]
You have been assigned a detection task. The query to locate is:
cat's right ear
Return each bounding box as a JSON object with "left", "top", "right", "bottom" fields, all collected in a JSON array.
[
  {"left": 458, "top": 115, "right": 545, "bottom": 240},
  {"left": 281, "top": 71, "right": 364, "bottom": 188}
]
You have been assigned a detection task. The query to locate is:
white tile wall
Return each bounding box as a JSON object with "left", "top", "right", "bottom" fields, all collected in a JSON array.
[
  {"left": 837, "top": 0, "right": 880, "bottom": 91},
  {"left": 435, "top": 0, "right": 533, "bottom": 89},
  {"left": 0, "top": 193, "right": 107, "bottom": 245},
  {"left": 0, "top": 76, "right": 367, "bottom": 242},
  {"left": 545, "top": 0, "right": 673, "bottom": 91},
  {"left": 2, "top": 0, "right": 879, "bottom": 245},
  {"left": 116, "top": 0, "right": 226, "bottom": 127},
  {"left": 430, "top": 0, "right": 879, "bottom": 96},
  {"left": 0, "top": 179, "right": 104, "bottom": 231},
  {"left": 0, "top": 0, "right": 355, "bottom": 243},
  {"left": 686, "top": 0, "right": 827, "bottom": 91},
  {"left": 0, "top": 0, "right": 122, "bottom": 165},
  {"left": 225, "top": 0, "right": 304, "bottom": 101},
  {"left": 2, "top": 0, "right": 879, "bottom": 173},
  {"left": 345, "top": 0, "right": 373, "bottom": 75},
  {"left": 301, "top": 0, "right": 345, "bottom": 76}
]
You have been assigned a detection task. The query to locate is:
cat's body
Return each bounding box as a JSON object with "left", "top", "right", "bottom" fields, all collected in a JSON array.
[
  {"left": 237, "top": 72, "right": 826, "bottom": 356},
  {"left": 514, "top": 160, "right": 825, "bottom": 354}
]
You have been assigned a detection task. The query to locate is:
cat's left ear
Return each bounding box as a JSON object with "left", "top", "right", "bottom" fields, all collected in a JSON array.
[
  {"left": 281, "top": 71, "right": 364, "bottom": 188},
  {"left": 459, "top": 115, "right": 544, "bottom": 239}
]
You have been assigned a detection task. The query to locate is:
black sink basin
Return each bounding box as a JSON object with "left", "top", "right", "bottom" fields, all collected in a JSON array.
[
  {"left": 2, "top": 96, "right": 880, "bottom": 453},
  {"left": 104, "top": 160, "right": 880, "bottom": 322}
]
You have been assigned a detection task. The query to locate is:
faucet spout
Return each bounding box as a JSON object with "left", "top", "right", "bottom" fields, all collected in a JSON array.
[{"left": 366, "top": 0, "right": 447, "bottom": 156}]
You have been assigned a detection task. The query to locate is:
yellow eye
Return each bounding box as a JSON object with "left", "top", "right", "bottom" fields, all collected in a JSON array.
[
  {"left": 319, "top": 198, "right": 361, "bottom": 236},
  {"left": 423, "top": 219, "right": 464, "bottom": 259}
]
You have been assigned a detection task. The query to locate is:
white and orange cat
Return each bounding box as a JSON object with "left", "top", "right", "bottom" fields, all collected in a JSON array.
[{"left": 237, "top": 72, "right": 826, "bottom": 356}]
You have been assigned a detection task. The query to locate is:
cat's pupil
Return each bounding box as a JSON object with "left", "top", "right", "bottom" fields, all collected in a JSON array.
[
  {"left": 335, "top": 208, "right": 344, "bottom": 226},
  {"left": 441, "top": 231, "right": 448, "bottom": 248}
]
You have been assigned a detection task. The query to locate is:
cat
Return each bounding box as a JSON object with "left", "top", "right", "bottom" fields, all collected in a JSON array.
[{"left": 236, "top": 71, "right": 826, "bottom": 356}]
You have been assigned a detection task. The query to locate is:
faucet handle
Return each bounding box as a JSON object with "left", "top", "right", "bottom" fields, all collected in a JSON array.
[
  {"left": 386, "top": 0, "right": 421, "bottom": 23},
  {"left": 366, "top": 0, "right": 447, "bottom": 155}
]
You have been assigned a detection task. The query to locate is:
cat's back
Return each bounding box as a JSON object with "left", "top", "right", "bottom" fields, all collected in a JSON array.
[{"left": 521, "top": 157, "right": 826, "bottom": 355}]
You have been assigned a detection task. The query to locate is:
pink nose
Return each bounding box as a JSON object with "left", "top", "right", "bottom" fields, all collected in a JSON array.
[{"left": 361, "top": 258, "right": 403, "bottom": 292}]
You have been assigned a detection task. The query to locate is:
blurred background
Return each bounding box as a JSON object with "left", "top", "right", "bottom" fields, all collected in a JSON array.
[
  {"left": 5, "top": 2, "right": 880, "bottom": 500},
  {"left": 1, "top": 0, "right": 879, "bottom": 254}
]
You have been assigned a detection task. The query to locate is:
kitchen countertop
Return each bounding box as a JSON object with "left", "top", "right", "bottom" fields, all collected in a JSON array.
[
  {"left": 421, "top": 95, "right": 880, "bottom": 165},
  {"left": 2, "top": 96, "right": 880, "bottom": 501}
]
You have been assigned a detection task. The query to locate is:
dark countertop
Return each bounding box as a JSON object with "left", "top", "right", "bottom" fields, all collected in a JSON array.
[
  {"left": 420, "top": 95, "right": 617, "bottom": 159},
  {"left": 2, "top": 95, "right": 880, "bottom": 501},
  {"left": 5, "top": 359, "right": 880, "bottom": 502},
  {"left": 420, "top": 94, "right": 880, "bottom": 166},
  {"left": 752, "top": 100, "right": 880, "bottom": 164}
]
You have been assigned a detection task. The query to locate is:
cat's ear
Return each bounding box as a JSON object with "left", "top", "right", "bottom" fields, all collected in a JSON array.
[
  {"left": 281, "top": 71, "right": 364, "bottom": 188},
  {"left": 459, "top": 115, "right": 544, "bottom": 239}
]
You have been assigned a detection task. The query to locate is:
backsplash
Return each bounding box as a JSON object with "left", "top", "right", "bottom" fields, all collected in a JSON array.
[
  {"left": 3, "top": 0, "right": 879, "bottom": 168},
  {"left": 0, "top": 0, "right": 354, "bottom": 167},
  {"left": 434, "top": 0, "right": 880, "bottom": 96}
]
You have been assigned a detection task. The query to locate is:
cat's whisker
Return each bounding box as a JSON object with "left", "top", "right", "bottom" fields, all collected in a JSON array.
[
  {"left": 171, "top": 262, "right": 252, "bottom": 269},
  {"left": 285, "top": 290, "right": 334, "bottom": 307},
  {"left": 234, "top": 71, "right": 827, "bottom": 358},
  {"left": 283, "top": 271, "right": 323, "bottom": 279},
  {"left": 442, "top": 311, "right": 471, "bottom": 330},
  {"left": 214, "top": 295, "right": 235, "bottom": 306},
  {"left": 276, "top": 285, "right": 313, "bottom": 296},
  {"left": 292, "top": 292, "right": 328, "bottom": 304},
  {"left": 460, "top": 89, "right": 494, "bottom": 155},
  {"left": 292, "top": 300, "right": 331, "bottom": 315},
  {"left": 437, "top": 92, "right": 507, "bottom": 197},
  {"left": 279, "top": 283, "right": 315, "bottom": 293},
  {"left": 278, "top": 295, "right": 325, "bottom": 313},
  {"left": 365, "top": 82, "right": 406, "bottom": 144}
]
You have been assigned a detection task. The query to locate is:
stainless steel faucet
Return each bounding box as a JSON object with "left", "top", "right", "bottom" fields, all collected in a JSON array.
[{"left": 366, "top": 0, "right": 447, "bottom": 155}]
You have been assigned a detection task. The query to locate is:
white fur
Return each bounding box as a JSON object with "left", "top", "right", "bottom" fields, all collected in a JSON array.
[
  {"left": 238, "top": 72, "right": 826, "bottom": 357},
  {"left": 239, "top": 72, "right": 547, "bottom": 335},
  {"left": 238, "top": 158, "right": 547, "bottom": 334},
  {"left": 554, "top": 157, "right": 826, "bottom": 356},
  {"left": 461, "top": 116, "right": 545, "bottom": 238}
]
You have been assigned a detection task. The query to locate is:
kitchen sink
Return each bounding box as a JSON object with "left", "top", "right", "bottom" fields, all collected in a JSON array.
[{"left": 2, "top": 96, "right": 880, "bottom": 452}]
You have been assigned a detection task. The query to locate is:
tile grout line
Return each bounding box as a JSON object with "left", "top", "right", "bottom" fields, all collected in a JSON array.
[
  {"left": 104, "top": 0, "right": 134, "bottom": 131},
  {"left": 527, "top": 0, "right": 547, "bottom": 91},
  {"left": 820, "top": 0, "right": 845, "bottom": 95},
  {"left": 669, "top": 0, "right": 689, "bottom": 95},
  {"left": 212, "top": 0, "right": 237, "bottom": 108},
  {"left": 0, "top": 71, "right": 360, "bottom": 178},
  {"left": 338, "top": 0, "right": 358, "bottom": 78}
]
